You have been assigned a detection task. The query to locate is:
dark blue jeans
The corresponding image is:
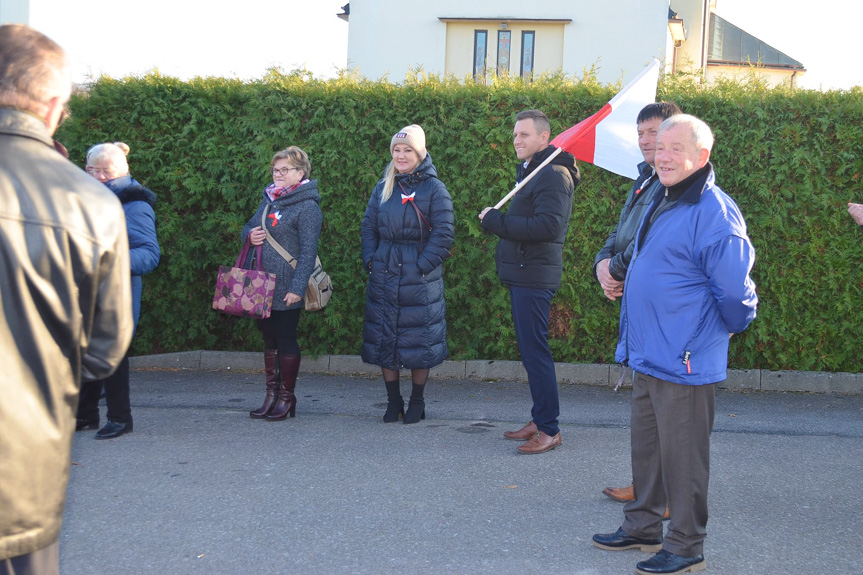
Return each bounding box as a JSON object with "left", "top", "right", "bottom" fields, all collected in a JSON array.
[{"left": 510, "top": 286, "right": 559, "bottom": 436}]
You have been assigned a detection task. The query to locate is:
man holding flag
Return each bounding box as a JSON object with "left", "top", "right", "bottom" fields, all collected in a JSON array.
[
  {"left": 475, "top": 62, "right": 659, "bottom": 455},
  {"left": 479, "top": 109, "right": 580, "bottom": 454}
]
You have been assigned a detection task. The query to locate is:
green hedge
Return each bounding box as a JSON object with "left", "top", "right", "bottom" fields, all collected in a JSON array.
[{"left": 55, "top": 70, "right": 863, "bottom": 372}]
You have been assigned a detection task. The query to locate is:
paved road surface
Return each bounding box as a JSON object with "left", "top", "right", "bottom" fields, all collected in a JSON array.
[{"left": 61, "top": 369, "right": 863, "bottom": 574}]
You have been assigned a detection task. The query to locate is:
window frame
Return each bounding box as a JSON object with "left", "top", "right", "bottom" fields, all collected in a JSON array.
[
  {"left": 497, "top": 29, "right": 512, "bottom": 76},
  {"left": 520, "top": 30, "right": 536, "bottom": 80},
  {"left": 473, "top": 29, "right": 489, "bottom": 82}
]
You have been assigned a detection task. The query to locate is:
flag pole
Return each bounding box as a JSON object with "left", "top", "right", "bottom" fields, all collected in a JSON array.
[{"left": 492, "top": 147, "right": 564, "bottom": 210}]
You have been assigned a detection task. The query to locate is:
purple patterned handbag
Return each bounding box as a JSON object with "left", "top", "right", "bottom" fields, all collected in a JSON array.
[{"left": 212, "top": 238, "right": 276, "bottom": 319}]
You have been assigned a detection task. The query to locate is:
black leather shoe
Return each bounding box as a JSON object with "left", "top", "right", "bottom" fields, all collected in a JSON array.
[
  {"left": 76, "top": 418, "right": 99, "bottom": 431},
  {"left": 636, "top": 549, "right": 706, "bottom": 574},
  {"left": 592, "top": 527, "right": 663, "bottom": 552},
  {"left": 95, "top": 420, "right": 133, "bottom": 440}
]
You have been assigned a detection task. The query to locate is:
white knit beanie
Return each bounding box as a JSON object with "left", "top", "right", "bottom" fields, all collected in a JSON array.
[{"left": 390, "top": 124, "right": 427, "bottom": 158}]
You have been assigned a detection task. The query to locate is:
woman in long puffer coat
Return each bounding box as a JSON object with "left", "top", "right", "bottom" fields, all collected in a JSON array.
[{"left": 361, "top": 125, "right": 454, "bottom": 424}]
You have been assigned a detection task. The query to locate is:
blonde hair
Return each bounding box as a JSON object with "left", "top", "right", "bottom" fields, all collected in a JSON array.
[
  {"left": 86, "top": 141, "right": 130, "bottom": 175},
  {"left": 382, "top": 125, "right": 427, "bottom": 204},
  {"left": 380, "top": 161, "right": 398, "bottom": 204}
]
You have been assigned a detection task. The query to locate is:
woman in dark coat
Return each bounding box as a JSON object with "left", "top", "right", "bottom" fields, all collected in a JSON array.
[
  {"left": 243, "top": 146, "right": 323, "bottom": 421},
  {"left": 76, "top": 141, "right": 160, "bottom": 439},
  {"left": 361, "top": 125, "right": 454, "bottom": 424}
]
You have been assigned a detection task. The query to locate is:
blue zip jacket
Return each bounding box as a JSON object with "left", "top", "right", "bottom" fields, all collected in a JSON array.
[
  {"left": 615, "top": 164, "right": 757, "bottom": 384},
  {"left": 105, "top": 175, "right": 160, "bottom": 330}
]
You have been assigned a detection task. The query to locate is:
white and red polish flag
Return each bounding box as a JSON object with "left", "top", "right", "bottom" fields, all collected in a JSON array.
[
  {"left": 493, "top": 59, "right": 660, "bottom": 209},
  {"left": 552, "top": 59, "right": 660, "bottom": 179}
]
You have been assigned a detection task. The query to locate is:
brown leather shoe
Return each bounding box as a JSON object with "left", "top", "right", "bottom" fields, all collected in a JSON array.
[
  {"left": 503, "top": 421, "right": 537, "bottom": 441},
  {"left": 602, "top": 483, "right": 635, "bottom": 502},
  {"left": 516, "top": 431, "right": 562, "bottom": 454},
  {"left": 602, "top": 483, "right": 671, "bottom": 521},
  {"left": 602, "top": 484, "right": 670, "bottom": 519}
]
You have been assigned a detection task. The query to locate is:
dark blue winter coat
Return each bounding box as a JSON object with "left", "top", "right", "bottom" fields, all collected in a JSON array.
[
  {"left": 105, "top": 175, "right": 160, "bottom": 329},
  {"left": 361, "top": 153, "right": 454, "bottom": 370}
]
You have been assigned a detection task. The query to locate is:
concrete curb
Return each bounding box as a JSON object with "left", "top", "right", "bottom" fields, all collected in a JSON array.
[{"left": 129, "top": 351, "right": 863, "bottom": 395}]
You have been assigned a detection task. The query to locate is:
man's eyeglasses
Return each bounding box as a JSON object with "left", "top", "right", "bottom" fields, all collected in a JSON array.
[{"left": 271, "top": 167, "right": 300, "bottom": 176}]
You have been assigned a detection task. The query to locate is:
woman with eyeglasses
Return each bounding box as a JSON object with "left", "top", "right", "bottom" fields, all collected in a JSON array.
[
  {"left": 76, "top": 141, "right": 161, "bottom": 439},
  {"left": 242, "top": 146, "right": 323, "bottom": 421},
  {"left": 361, "top": 125, "right": 454, "bottom": 424}
]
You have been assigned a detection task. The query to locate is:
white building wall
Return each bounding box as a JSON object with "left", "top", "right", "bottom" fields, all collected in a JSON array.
[
  {"left": 670, "top": 0, "right": 713, "bottom": 76},
  {"left": 347, "top": 0, "right": 449, "bottom": 81},
  {"left": 348, "top": 0, "right": 670, "bottom": 84},
  {"left": 561, "top": 0, "right": 668, "bottom": 82},
  {"left": 705, "top": 64, "right": 804, "bottom": 89}
]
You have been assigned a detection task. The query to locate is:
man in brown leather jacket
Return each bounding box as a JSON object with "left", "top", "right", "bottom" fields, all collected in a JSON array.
[{"left": 0, "top": 25, "right": 133, "bottom": 574}]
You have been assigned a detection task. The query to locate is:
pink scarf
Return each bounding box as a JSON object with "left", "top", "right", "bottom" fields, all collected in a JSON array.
[{"left": 265, "top": 179, "right": 308, "bottom": 201}]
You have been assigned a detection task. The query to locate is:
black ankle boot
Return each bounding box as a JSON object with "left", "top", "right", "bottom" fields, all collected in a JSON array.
[
  {"left": 403, "top": 383, "right": 425, "bottom": 424},
  {"left": 383, "top": 380, "right": 403, "bottom": 423}
]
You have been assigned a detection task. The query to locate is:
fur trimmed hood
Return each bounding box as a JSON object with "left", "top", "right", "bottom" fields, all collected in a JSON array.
[
  {"left": 115, "top": 183, "right": 157, "bottom": 207},
  {"left": 104, "top": 175, "right": 157, "bottom": 207}
]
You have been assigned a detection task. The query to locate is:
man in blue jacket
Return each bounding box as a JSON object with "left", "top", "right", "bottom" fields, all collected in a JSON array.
[
  {"left": 479, "top": 109, "right": 580, "bottom": 454},
  {"left": 593, "top": 114, "right": 757, "bottom": 575}
]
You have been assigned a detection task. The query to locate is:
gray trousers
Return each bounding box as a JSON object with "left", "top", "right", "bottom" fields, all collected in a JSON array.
[
  {"left": 622, "top": 371, "right": 716, "bottom": 557},
  {"left": 1, "top": 539, "right": 59, "bottom": 575}
]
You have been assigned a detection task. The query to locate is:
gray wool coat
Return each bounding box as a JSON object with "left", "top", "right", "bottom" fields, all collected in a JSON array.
[{"left": 242, "top": 180, "right": 323, "bottom": 311}]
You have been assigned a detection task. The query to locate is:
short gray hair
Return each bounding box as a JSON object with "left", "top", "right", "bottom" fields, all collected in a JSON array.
[
  {"left": 659, "top": 114, "right": 714, "bottom": 152},
  {"left": 86, "top": 142, "right": 131, "bottom": 175},
  {"left": 0, "top": 25, "right": 70, "bottom": 115}
]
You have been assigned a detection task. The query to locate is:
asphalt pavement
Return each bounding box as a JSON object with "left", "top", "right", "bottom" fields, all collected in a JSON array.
[{"left": 60, "top": 368, "right": 863, "bottom": 574}]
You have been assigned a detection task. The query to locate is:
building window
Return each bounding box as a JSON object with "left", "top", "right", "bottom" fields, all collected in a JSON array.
[
  {"left": 497, "top": 30, "right": 512, "bottom": 75},
  {"left": 521, "top": 31, "right": 535, "bottom": 79},
  {"left": 473, "top": 30, "right": 488, "bottom": 82}
]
